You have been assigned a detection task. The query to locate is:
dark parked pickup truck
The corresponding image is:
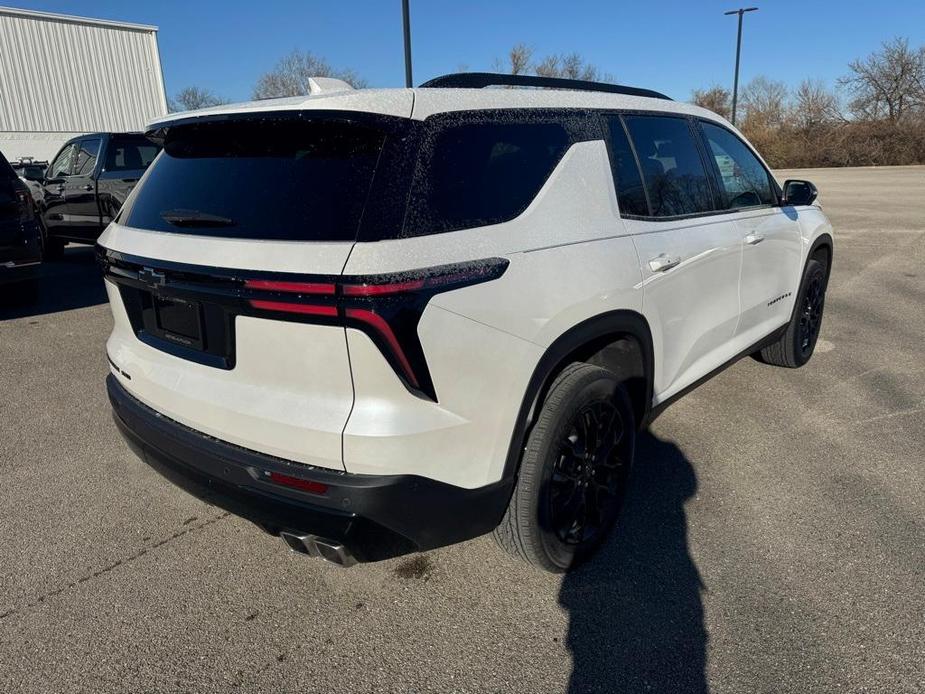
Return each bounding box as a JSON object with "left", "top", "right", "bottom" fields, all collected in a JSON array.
[{"left": 30, "top": 133, "right": 160, "bottom": 257}]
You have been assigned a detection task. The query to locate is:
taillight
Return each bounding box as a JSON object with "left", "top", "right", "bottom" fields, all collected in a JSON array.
[
  {"left": 15, "top": 189, "right": 34, "bottom": 222},
  {"left": 241, "top": 258, "right": 509, "bottom": 400}
]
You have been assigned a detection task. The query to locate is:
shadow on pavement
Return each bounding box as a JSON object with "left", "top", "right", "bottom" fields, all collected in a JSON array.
[
  {"left": 0, "top": 245, "right": 107, "bottom": 320},
  {"left": 560, "top": 431, "right": 708, "bottom": 694}
]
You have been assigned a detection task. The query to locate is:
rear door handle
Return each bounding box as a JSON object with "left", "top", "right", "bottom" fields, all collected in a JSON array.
[
  {"left": 82, "top": 183, "right": 93, "bottom": 191},
  {"left": 648, "top": 254, "right": 681, "bottom": 273},
  {"left": 744, "top": 233, "right": 765, "bottom": 245}
]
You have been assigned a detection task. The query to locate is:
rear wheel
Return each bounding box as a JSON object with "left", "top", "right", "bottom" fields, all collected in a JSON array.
[
  {"left": 757, "top": 256, "right": 828, "bottom": 368},
  {"left": 493, "top": 363, "right": 635, "bottom": 573}
]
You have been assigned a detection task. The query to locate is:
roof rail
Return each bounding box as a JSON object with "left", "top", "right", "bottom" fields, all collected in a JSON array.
[{"left": 419, "top": 72, "right": 671, "bottom": 101}]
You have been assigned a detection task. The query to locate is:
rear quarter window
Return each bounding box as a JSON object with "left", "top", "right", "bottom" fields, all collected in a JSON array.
[{"left": 405, "top": 115, "right": 572, "bottom": 235}]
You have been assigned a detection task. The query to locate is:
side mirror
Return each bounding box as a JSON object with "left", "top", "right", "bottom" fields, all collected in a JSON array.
[
  {"left": 782, "top": 179, "right": 818, "bottom": 207},
  {"left": 44, "top": 176, "right": 64, "bottom": 186}
]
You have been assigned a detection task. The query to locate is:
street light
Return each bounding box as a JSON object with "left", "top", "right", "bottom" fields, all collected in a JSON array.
[
  {"left": 402, "top": 0, "right": 413, "bottom": 88},
  {"left": 724, "top": 6, "right": 758, "bottom": 126}
]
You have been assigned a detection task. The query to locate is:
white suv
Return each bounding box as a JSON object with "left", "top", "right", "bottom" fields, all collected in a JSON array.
[{"left": 100, "top": 73, "right": 832, "bottom": 572}]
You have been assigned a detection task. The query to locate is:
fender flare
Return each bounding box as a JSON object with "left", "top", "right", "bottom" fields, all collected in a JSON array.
[{"left": 501, "top": 310, "right": 654, "bottom": 481}]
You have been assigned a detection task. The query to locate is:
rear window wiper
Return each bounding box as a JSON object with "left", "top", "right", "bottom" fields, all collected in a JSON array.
[{"left": 160, "top": 209, "right": 235, "bottom": 227}]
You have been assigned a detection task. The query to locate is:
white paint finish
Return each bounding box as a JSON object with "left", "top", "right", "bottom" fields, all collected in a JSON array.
[
  {"left": 342, "top": 306, "right": 542, "bottom": 488},
  {"left": 629, "top": 216, "right": 743, "bottom": 400},
  {"left": 105, "top": 281, "right": 352, "bottom": 470},
  {"left": 150, "top": 89, "right": 415, "bottom": 127},
  {"left": 0, "top": 9, "right": 167, "bottom": 144},
  {"left": 343, "top": 140, "right": 620, "bottom": 274},
  {"left": 98, "top": 223, "right": 354, "bottom": 275},
  {"left": 412, "top": 88, "right": 717, "bottom": 122},
  {"left": 734, "top": 207, "right": 804, "bottom": 346},
  {"left": 145, "top": 86, "right": 726, "bottom": 127}
]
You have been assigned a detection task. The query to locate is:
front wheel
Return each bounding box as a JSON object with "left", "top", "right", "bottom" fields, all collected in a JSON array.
[
  {"left": 757, "top": 256, "right": 828, "bottom": 368},
  {"left": 493, "top": 363, "right": 635, "bottom": 573}
]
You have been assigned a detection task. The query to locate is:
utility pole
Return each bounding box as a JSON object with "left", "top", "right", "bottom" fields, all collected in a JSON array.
[
  {"left": 402, "top": 0, "right": 413, "bottom": 88},
  {"left": 725, "top": 7, "right": 758, "bottom": 126}
]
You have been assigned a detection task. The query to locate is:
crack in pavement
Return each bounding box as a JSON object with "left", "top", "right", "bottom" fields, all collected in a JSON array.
[{"left": 0, "top": 512, "right": 230, "bottom": 621}]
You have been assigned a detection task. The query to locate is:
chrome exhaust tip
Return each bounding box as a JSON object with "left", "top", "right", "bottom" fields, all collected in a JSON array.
[{"left": 279, "top": 531, "right": 357, "bottom": 567}]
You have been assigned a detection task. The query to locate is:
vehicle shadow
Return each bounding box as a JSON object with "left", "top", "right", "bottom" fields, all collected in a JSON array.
[
  {"left": 0, "top": 245, "right": 107, "bottom": 319},
  {"left": 559, "top": 431, "right": 708, "bottom": 693}
]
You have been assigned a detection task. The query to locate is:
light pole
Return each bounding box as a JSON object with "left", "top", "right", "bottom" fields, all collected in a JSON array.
[
  {"left": 402, "top": 0, "right": 413, "bottom": 88},
  {"left": 725, "top": 7, "right": 758, "bottom": 126}
]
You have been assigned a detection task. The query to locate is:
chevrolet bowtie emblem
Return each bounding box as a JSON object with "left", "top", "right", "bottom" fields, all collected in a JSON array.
[{"left": 138, "top": 267, "right": 166, "bottom": 287}]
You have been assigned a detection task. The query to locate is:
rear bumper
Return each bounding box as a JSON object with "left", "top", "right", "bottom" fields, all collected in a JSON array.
[{"left": 107, "top": 374, "right": 513, "bottom": 562}]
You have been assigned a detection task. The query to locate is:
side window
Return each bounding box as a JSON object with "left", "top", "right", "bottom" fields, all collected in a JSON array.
[
  {"left": 407, "top": 118, "right": 570, "bottom": 235},
  {"left": 605, "top": 116, "right": 648, "bottom": 216},
  {"left": 49, "top": 144, "right": 78, "bottom": 178},
  {"left": 105, "top": 138, "right": 161, "bottom": 172},
  {"left": 700, "top": 122, "right": 775, "bottom": 209},
  {"left": 623, "top": 115, "right": 715, "bottom": 217},
  {"left": 73, "top": 138, "right": 101, "bottom": 176}
]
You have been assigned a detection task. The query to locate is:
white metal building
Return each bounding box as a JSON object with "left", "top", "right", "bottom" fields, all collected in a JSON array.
[{"left": 0, "top": 6, "right": 168, "bottom": 160}]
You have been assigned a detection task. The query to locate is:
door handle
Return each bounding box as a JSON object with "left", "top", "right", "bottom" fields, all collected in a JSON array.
[
  {"left": 744, "top": 232, "right": 765, "bottom": 245},
  {"left": 82, "top": 183, "right": 93, "bottom": 192},
  {"left": 648, "top": 254, "right": 681, "bottom": 273}
]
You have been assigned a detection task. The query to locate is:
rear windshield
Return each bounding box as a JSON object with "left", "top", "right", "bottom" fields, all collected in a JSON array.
[{"left": 121, "top": 118, "right": 387, "bottom": 241}]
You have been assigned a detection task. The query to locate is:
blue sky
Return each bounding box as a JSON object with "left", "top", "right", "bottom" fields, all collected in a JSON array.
[{"left": 15, "top": 1, "right": 925, "bottom": 102}]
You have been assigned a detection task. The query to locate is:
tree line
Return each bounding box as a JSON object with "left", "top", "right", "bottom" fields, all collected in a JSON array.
[
  {"left": 693, "top": 37, "right": 925, "bottom": 167},
  {"left": 169, "top": 38, "right": 925, "bottom": 169}
]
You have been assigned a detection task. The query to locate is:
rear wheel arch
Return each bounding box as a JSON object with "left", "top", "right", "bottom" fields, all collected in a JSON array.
[{"left": 502, "top": 310, "right": 654, "bottom": 481}]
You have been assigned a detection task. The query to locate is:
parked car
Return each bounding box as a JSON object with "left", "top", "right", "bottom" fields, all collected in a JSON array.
[
  {"left": 1, "top": 150, "right": 44, "bottom": 296},
  {"left": 40, "top": 133, "right": 160, "bottom": 257},
  {"left": 99, "top": 73, "right": 833, "bottom": 572}
]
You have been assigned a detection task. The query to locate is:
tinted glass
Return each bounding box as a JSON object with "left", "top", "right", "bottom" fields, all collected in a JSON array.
[
  {"left": 122, "top": 118, "right": 386, "bottom": 241},
  {"left": 407, "top": 119, "right": 570, "bottom": 234},
  {"left": 700, "top": 122, "right": 774, "bottom": 208},
  {"left": 605, "top": 116, "right": 648, "bottom": 216},
  {"left": 105, "top": 137, "right": 161, "bottom": 172},
  {"left": 74, "top": 138, "right": 101, "bottom": 175},
  {"left": 623, "top": 116, "right": 714, "bottom": 217},
  {"left": 49, "top": 144, "right": 77, "bottom": 178}
]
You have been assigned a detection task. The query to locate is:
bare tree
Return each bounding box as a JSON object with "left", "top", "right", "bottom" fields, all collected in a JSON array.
[
  {"left": 838, "top": 37, "right": 925, "bottom": 122},
  {"left": 793, "top": 79, "right": 841, "bottom": 129},
  {"left": 740, "top": 76, "right": 789, "bottom": 128},
  {"left": 495, "top": 44, "right": 613, "bottom": 83},
  {"left": 493, "top": 43, "right": 534, "bottom": 76},
  {"left": 691, "top": 85, "right": 732, "bottom": 120},
  {"left": 253, "top": 50, "right": 367, "bottom": 99},
  {"left": 169, "top": 86, "right": 227, "bottom": 112}
]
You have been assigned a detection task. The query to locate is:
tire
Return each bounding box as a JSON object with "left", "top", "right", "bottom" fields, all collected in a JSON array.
[
  {"left": 493, "top": 362, "right": 635, "bottom": 573},
  {"left": 757, "top": 256, "right": 828, "bottom": 368}
]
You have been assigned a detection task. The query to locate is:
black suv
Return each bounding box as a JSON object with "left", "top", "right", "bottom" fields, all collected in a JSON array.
[
  {"left": 39, "top": 133, "right": 160, "bottom": 257},
  {"left": 1, "top": 149, "right": 43, "bottom": 295}
]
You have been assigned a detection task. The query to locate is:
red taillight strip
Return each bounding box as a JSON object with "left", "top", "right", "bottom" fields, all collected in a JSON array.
[
  {"left": 266, "top": 471, "right": 329, "bottom": 495},
  {"left": 342, "top": 278, "right": 426, "bottom": 296},
  {"left": 249, "top": 300, "right": 337, "bottom": 316},
  {"left": 345, "top": 307, "right": 419, "bottom": 388},
  {"left": 244, "top": 279, "right": 336, "bottom": 294}
]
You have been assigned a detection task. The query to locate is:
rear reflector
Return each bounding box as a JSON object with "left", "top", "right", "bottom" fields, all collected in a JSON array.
[{"left": 267, "top": 471, "right": 329, "bottom": 495}]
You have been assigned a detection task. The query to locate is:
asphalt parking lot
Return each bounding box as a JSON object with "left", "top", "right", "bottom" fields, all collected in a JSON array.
[{"left": 1, "top": 166, "right": 923, "bottom": 694}]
